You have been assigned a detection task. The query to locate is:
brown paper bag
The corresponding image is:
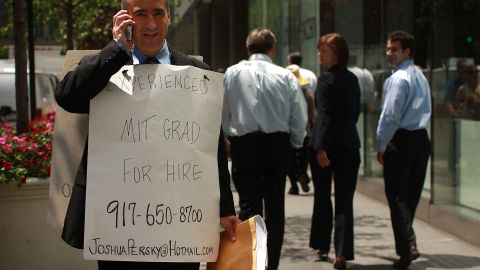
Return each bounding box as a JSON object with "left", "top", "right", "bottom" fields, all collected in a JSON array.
[{"left": 207, "top": 215, "right": 267, "bottom": 270}]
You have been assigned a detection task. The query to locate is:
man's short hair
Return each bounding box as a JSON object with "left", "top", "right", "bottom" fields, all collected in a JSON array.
[
  {"left": 288, "top": 51, "right": 302, "bottom": 66},
  {"left": 123, "top": 0, "right": 169, "bottom": 10},
  {"left": 388, "top": 31, "right": 414, "bottom": 56},
  {"left": 246, "top": 28, "right": 277, "bottom": 54}
]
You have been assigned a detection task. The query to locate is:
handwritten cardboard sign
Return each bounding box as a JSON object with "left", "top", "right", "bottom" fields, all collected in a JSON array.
[
  {"left": 47, "top": 50, "right": 98, "bottom": 229},
  {"left": 83, "top": 64, "right": 224, "bottom": 262}
]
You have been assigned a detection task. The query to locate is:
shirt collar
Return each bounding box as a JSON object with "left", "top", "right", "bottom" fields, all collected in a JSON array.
[
  {"left": 248, "top": 53, "right": 273, "bottom": 63},
  {"left": 132, "top": 40, "right": 171, "bottom": 65},
  {"left": 393, "top": 59, "right": 414, "bottom": 72}
]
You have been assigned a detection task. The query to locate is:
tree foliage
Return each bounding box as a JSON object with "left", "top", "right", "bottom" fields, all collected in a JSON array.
[
  {"left": 34, "top": 0, "right": 119, "bottom": 50},
  {"left": 1, "top": 0, "right": 118, "bottom": 50},
  {"left": 1, "top": 0, "right": 189, "bottom": 51}
]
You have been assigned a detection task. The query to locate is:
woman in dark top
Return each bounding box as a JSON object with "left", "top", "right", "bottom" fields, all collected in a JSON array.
[{"left": 308, "top": 33, "right": 361, "bottom": 269}]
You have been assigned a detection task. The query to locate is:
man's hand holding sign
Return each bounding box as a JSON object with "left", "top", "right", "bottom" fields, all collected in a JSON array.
[{"left": 52, "top": 0, "right": 240, "bottom": 269}]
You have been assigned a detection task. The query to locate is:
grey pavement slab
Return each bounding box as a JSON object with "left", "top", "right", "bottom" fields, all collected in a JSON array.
[
  {"left": 201, "top": 181, "right": 480, "bottom": 269},
  {"left": 278, "top": 184, "right": 480, "bottom": 270}
]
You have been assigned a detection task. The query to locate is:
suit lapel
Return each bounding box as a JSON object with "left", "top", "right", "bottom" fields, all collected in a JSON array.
[
  {"left": 126, "top": 47, "right": 195, "bottom": 66},
  {"left": 170, "top": 48, "right": 192, "bottom": 66}
]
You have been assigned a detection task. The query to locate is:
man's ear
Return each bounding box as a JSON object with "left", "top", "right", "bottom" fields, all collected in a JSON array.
[
  {"left": 405, "top": 47, "right": 412, "bottom": 57},
  {"left": 166, "top": 10, "right": 171, "bottom": 25},
  {"left": 268, "top": 45, "right": 276, "bottom": 58}
]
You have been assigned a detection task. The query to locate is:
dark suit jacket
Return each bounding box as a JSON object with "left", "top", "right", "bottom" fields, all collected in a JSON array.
[
  {"left": 55, "top": 41, "right": 235, "bottom": 249},
  {"left": 309, "top": 65, "right": 361, "bottom": 151}
]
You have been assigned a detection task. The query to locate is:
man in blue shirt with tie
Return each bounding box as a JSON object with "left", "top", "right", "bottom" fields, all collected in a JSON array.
[
  {"left": 377, "top": 31, "right": 431, "bottom": 269},
  {"left": 55, "top": 1, "right": 240, "bottom": 269}
]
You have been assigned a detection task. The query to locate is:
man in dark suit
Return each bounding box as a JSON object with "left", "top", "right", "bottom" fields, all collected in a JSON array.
[{"left": 54, "top": 1, "right": 240, "bottom": 269}]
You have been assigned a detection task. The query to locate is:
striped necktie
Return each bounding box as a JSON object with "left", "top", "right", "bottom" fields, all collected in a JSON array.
[{"left": 144, "top": 57, "right": 159, "bottom": 64}]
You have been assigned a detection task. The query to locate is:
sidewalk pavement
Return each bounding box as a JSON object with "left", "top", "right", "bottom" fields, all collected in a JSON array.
[{"left": 277, "top": 181, "right": 480, "bottom": 270}]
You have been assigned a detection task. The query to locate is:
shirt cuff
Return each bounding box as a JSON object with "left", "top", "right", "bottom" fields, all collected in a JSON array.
[{"left": 377, "top": 141, "right": 387, "bottom": 152}]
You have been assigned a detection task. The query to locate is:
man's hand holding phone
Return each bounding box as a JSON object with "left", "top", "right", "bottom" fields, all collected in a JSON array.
[{"left": 112, "top": 9, "right": 135, "bottom": 51}]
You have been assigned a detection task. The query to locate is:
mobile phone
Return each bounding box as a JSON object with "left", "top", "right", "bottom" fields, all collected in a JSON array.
[
  {"left": 121, "top": 1, "right": 133, "bottom": 40},
  {"left": 126, "top": 25, "right": 133, "bottom": 41}
]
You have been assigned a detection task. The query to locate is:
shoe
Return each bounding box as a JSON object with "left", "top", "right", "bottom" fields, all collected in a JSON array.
[
  {"left": 288, "top": 187, "right": 299, "bottom": 195},
  {"left": 393, "top": 247, "right": 420, "bottom": 269},
  {"left": 317, "top": 250, "right": 328, "bottom": 261},
  {"left": 298, "top": 174, "right": 310, "bottom": 192},
  {"left": 393, "top": 256, "right": 411, "bottom": 269},
  {"left": 333, "top": 256, "right": 346, "bottom": 269},
  {"left": 410, "top": 247, "right": 420, "bottom": 260}
]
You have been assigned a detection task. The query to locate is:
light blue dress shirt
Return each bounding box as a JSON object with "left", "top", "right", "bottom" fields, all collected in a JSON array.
[
  {"left": 222, "top": 54, "right": 308, "bottom": 148},
  {"left": 132, "top": 40, "right": 171, "bottom": 65},
  {"left": 376, "top": 59, "right": 431, "bottom": 152},
  {"left": 114, "top": 39, "right": 171, "bottom": 64}
]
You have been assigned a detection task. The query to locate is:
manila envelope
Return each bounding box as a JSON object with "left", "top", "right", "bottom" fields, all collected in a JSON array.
[{"left": 207, "top": 215, "right": 267, "bottom": 270}]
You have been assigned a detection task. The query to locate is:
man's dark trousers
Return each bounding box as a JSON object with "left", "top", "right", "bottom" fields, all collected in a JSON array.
[
  {"left": 383, "top": 129, "right": 430, "bottom": 256},
  {"left": 229, "top": 132, "right": 291, "bottom": 270},
  {"left": 98, "top": 261, "right": 199, "bottom": 270}
]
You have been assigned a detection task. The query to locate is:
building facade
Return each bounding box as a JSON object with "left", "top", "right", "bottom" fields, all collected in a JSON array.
[
  {"left": 1, "top": 0, "right": 478, "bottom": 247},
  {"left": 170, "top": 0, "right": 480, "bottom": 246}
]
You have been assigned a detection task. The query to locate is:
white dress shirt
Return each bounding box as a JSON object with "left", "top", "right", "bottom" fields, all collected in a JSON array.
[{"left": 222, "top": 54, "right": 308, "bottom": 148}]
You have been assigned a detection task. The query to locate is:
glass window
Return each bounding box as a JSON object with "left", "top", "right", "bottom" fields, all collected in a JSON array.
[{"left": 246, "top": 0, "right": 480, "bottom": 219}]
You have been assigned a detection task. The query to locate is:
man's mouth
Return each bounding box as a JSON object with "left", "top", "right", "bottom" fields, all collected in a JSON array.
[{"left": 144, "top": 33, "right": 158, "bottom": 38}]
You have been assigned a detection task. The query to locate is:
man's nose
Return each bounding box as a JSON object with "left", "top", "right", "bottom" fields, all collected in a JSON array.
[{"left": 145, "top": 15, "right": 157, "bottom": 28}]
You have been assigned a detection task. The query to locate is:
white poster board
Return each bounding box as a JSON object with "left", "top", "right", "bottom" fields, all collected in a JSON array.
[
  {"left": 47, "top": 50, "right": 98, "bottom": 229},
  {"left": 83, "top": 64, "right": 224, "bottom": 262}
]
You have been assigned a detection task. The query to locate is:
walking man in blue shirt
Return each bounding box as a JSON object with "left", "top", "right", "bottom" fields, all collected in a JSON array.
[
  {"left": 222, "top": 28, "right": 307, "bottom": 270},
  {"left": 377, "top": 31, "right": 431, "bottom": 270}
]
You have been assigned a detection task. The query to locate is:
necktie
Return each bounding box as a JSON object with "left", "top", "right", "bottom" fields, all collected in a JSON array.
[{"left": 144, "top": 57, "right": 159, "bottom": 64}]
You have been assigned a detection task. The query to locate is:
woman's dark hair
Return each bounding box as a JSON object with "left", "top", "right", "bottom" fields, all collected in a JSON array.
[
  {"left": 246, "top": 28, "right": 277, "bottom": 54},
  {"left": 317, "top": 33, "right": 349, "bottom": 69},
  {"left": 388, "top": 31, "right": 414, "bottom": 57}
]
